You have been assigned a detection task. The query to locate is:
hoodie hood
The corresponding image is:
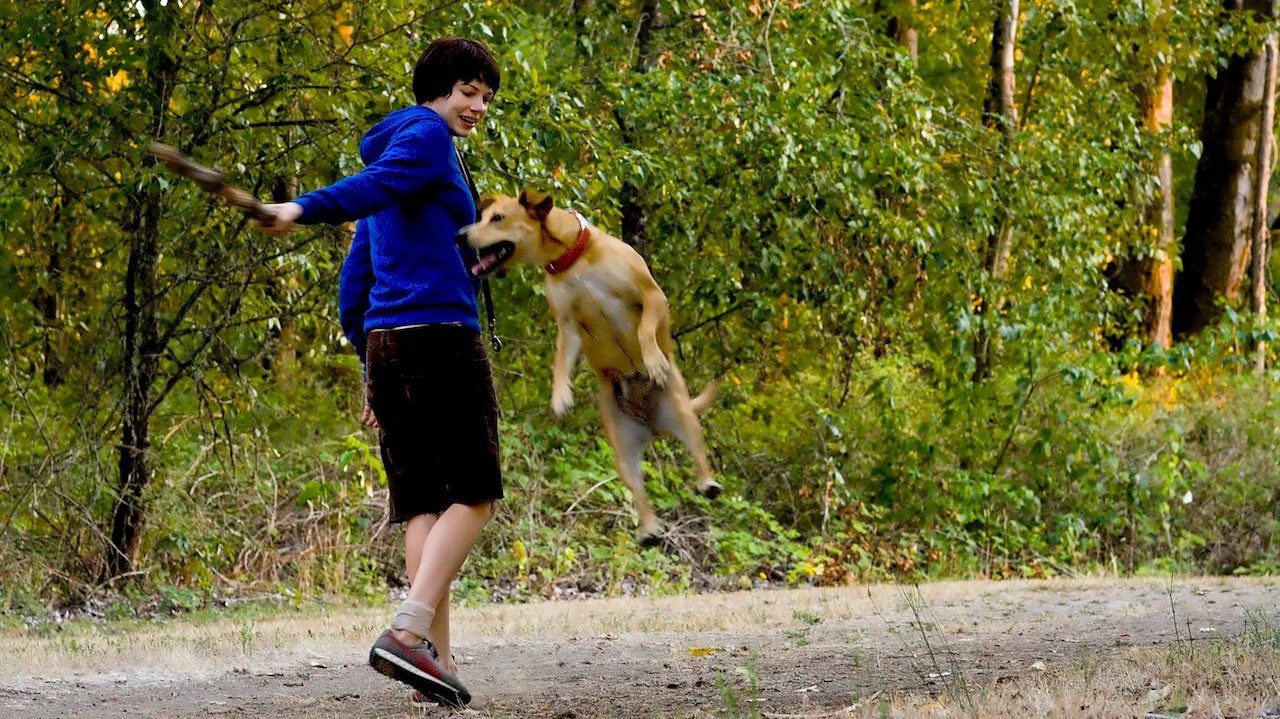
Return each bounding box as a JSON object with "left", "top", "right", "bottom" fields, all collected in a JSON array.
[{"left": 358, "top": 105, "right": 445, "bottom": 165}]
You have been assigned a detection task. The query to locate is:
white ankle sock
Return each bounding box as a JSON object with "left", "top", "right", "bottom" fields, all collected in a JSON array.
[{"left": 391, "top": 599, "right": 436, "bottom": 640}]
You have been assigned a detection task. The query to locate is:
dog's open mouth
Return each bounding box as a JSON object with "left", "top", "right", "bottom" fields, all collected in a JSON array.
[{"left": 470, "top": 241, "right": 515, "bottom": 277}]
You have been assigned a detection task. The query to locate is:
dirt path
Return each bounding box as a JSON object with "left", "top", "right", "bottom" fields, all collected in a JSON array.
[{"left": 2, "top": 577, "right": 1276, "bottom": 718}]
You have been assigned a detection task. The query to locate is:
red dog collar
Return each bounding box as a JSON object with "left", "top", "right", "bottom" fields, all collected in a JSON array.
[{"left": 545, "top": 210, "right": 591, "bottom": 275}]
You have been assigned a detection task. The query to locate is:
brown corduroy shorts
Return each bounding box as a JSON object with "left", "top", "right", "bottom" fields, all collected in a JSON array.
[{"left": 365, "top": 324, "right": 503, "bottom": 522}]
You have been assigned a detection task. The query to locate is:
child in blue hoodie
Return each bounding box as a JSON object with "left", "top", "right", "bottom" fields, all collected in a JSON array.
[{"left": 256, "top": 37, "right": 500, "bottom": 708}]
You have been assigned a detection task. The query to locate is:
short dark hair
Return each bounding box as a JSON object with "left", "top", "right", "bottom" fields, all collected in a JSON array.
[{"left": 412, "top": 38, "right": 501, "bottom": 104}]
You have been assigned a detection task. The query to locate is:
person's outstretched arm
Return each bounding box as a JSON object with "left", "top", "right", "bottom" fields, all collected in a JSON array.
[{"left": 256, "top": 119, "right": 454, "bottom": 236}]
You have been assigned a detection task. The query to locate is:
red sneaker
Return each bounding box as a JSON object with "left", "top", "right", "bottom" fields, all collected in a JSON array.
[{"left": 368, "top": 630, "right": 470, "bottom": 707}]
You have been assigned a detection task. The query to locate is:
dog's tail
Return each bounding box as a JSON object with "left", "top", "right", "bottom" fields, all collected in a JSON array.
[{"left": 690, "top": 380, "right": 720, "bottom": 415}]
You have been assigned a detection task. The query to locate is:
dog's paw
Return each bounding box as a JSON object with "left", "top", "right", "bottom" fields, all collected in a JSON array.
[
  {"left": 644, "top": 354, "right": 671, "bottom": 386},
  {"left": 551, "top": 388, "right": 574, "bottom": 417},
  {"left": 637, "top": 529, "right": 664, "bottom": 548}
]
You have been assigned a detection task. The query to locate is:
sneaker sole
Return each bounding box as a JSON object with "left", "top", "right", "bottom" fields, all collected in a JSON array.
[{"left": 369, "top": 647, "right": 469, "bottom": 707}]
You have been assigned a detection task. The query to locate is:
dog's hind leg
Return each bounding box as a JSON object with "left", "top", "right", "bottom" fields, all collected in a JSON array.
[
  {"left": 597, "top": 386, "right": 662, "bottom": 546},
  {"left": 655, "top": 369, "right": 722, "bottom": 501}
]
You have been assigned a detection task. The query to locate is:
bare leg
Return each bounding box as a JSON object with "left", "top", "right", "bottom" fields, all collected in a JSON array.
[
  {"left": 402, "top": 513, "right": 455, "bottom": 672},
  {"left": 391, "top": 501, "right": 495, "bottom": 651}
]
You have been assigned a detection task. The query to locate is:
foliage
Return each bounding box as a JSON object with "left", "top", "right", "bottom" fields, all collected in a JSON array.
[{"left": 1, "top": 0, "right": 1277, "bottom": 613}]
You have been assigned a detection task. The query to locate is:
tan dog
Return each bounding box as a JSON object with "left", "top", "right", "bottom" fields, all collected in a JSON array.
[{"left": 458, "top": 189, "right": 721, "bottom": 546}]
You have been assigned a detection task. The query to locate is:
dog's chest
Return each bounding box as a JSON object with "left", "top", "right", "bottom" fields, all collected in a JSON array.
[{"left": 547, "top": 271, "right": 638, "bottom": 333}]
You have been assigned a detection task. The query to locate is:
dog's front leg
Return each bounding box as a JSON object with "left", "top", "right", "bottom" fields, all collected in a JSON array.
[
  {"left": 637, "top": 287, "right": 672, "bottom": 386},
  {"left": 551, "top": 320, "right": 581, "bottom": 417}
]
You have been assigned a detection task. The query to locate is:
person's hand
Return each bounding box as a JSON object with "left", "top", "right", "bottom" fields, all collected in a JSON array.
[
  {"left": 361, "top": 392, "right": 379, "bottom": 429},
  {"left": 256, "top": 202, "right": 303, "bottom": 237}
]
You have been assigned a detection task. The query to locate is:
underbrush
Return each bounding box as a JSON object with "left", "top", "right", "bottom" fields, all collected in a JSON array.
[{"left": 1, "top": 332, "right": 1277, "bottom": 618}]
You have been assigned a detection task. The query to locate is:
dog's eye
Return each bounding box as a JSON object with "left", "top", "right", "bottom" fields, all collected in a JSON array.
[{"left": 490, "top": 213, "right": 504, "bottom": 224}]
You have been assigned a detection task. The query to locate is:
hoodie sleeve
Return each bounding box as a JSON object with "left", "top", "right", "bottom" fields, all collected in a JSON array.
[
  {"left": 294, "top": 118, "right": 455, "bottom": 225},
  {"left": 338, "top": 220, "right": 373, "bottom": 364}
]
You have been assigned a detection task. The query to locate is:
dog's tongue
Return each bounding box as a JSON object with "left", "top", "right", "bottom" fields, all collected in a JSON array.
[{"left": 470, "top": 254, "right": 499, "bottom": 276}]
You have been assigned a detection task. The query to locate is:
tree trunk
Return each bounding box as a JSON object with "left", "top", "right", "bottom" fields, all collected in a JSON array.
[
  {"left": 107, "top": 0, "right": 178, "bottom": 580},
  {"left": 618, "top": 0, "right": 658, "bottom": 249},
  {"left": 1173, "top": 0, "right": 1278, "bottom": 338},
  {"left": 266, "top": 175, "right": 300, "bottom": 373},
  {"left": 35, "top": 208, "right": 65, "bottom": 387},
  {"left": 973, "top": 0, "right": 1019, "bottom": 382},
  {"left": 1113, "top": 1, "right": 1175, "bottom": 348},
  {"left": 109, "top": 185, "right": 162, "bottom": 579},
  {"left": 1252, "top": 37, "right": 1276, "bottom": 371},
  {"left": 876, "top": 0, "right": 918, "bottom": 63}
]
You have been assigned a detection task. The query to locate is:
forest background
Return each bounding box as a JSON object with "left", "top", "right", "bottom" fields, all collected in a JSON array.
[{"left": 1, "top": 0, "right": 1278, "bottom": 616}]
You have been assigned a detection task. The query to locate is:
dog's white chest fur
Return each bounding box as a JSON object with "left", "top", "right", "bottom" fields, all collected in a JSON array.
[{"left": 548, "top": 269, "right": 637, "bottom": 333}]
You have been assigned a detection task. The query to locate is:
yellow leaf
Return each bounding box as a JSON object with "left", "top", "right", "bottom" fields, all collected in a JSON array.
[
  {"left": 688, "top": 647, "right": 720, "bottom": 657},
  {"left": 105, "top": 69, "right": 130, "bottom": 93},
  {"left": 335, "top": 4, "right": 355, "bottom": 46}
]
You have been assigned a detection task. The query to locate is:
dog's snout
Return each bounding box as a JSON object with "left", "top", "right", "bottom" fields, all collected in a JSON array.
[{"left": 454, "top": 226, "right": 474, "bottom": 251}]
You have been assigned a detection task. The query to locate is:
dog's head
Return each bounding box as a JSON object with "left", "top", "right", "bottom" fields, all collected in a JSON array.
[{"left": 457, "top": 189, "right": 559, "bottom": 277}]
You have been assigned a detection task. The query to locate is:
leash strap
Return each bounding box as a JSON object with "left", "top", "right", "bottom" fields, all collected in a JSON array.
[{"left": 456, "top": 145, "right": 501, "bottom": 353}]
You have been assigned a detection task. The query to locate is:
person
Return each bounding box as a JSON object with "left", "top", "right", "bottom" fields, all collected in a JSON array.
[{"left": 254, "top": 37, "right": 502, "bottom": 708}]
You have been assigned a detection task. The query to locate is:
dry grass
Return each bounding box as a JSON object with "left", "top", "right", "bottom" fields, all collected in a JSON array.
[
  {"left": 845, "top": 634, "right": 1280, "bottom": 718},
  {"left": 1, "top": 577, "right": 1276, "bottom": 716},
  {"left": 0, "top": 607, "right": 387, "bottom": 683}
]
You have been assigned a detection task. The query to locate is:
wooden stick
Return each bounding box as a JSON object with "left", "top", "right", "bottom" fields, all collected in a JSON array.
[{"left": 147, "top": 142, "right": 275, "bottom": 226}]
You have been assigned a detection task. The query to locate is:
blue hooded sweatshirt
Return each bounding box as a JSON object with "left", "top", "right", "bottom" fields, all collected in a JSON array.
[{"left": 294, "top": 106, "right": 480, "bottom": 362}]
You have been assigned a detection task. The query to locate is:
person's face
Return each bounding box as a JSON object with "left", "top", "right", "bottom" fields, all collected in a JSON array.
[{"left": 425, "top": 79, "right": 494, "bottom": 137}]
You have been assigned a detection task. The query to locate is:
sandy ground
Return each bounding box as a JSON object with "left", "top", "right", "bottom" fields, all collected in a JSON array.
[{"left": 1, "top": 577, "right": 1277, "bottom": 718}]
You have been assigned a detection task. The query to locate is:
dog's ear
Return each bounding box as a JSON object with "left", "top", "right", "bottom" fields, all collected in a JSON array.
[
  {"left": 518, "top": 188, "right": 555, "bottom": 221},
  {"left": 478, "top": 194, "right": 498, "bottom": 215}
]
